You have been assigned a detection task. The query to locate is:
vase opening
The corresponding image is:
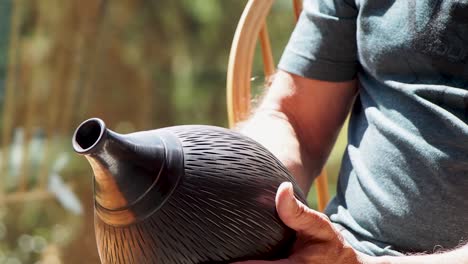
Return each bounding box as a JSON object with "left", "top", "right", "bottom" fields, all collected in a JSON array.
[{"left": 73, "top": 118, "right": 106, "bottom": 154}]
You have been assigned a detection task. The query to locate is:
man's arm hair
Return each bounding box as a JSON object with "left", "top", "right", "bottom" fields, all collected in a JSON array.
[{"left": 239, "top": 70, "right": 358, "bottom": 193}]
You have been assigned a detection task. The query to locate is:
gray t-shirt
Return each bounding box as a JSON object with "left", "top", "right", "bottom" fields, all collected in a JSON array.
[{"left": 278, "top": 0, "right": 468, "bottom": 256}]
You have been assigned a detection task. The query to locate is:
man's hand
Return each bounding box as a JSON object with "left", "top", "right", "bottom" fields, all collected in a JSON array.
[
  {"left": 235, "top": 182, "right": 370, "bottom": 264},
  {"left": 236, "top": 182, "right": 468, "bottom": 264}
]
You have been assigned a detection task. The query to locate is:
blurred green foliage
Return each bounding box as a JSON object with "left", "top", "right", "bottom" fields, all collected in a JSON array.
[{"left": 0, "top": 1, "right": 347, "bottom": 263}]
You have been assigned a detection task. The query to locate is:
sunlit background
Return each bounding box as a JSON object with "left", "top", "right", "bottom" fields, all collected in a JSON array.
[{"left": 0, "top": 1, "right": 347, "bottom": 263}]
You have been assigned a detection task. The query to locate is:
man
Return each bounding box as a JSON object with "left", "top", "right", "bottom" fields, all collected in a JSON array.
[{"left": 238, "top": 0, "right": 468, "bottom": 263}]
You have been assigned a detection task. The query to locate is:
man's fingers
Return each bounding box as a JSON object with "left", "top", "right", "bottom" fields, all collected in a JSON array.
[{"left": 275, "top": 182, "right": 333, "bottom": 240}]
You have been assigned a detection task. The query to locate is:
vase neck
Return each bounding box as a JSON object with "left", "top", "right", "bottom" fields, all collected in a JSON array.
[{"left": 73, "top": 118, "right": 184, "bottom": 226}]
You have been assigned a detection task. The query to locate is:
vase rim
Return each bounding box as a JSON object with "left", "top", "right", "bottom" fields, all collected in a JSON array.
[{"left": 73, "top": 118, "right": 107, "bottom": 154}]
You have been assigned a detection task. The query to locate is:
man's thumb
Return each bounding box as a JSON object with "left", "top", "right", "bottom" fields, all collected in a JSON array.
[{"left": 275, "top": 182, "right": 333, "bottom": 240}]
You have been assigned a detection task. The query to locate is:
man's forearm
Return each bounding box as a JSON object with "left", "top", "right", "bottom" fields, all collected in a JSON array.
[
  {"left": 365, "top": 245, "right": 468, "bottom": 264},
  {"left": 239, "top": 71, "right": 358, "bottom": 193},
  {"left": 239, "top": 109, "right": 317, "bottom": 191}
]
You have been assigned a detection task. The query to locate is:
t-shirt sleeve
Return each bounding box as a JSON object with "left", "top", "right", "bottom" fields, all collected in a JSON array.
[{"left": 278, "top": 0, "right": 358, "bottom": 82}]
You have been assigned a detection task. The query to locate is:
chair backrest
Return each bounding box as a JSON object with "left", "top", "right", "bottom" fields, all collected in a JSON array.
[{"left": 226, "top": 0, "right": 330, "bottom": 211}]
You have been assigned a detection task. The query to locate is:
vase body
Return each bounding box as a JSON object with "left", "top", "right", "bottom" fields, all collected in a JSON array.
[{"left": 73, "top": 118, "right": 306, "bottom": 264}]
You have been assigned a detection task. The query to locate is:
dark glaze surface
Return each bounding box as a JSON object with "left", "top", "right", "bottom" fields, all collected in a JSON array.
[
  {"left": 76, "top": 123, "right": 306, "bottom": 264},
  {"left": 94, "top": 129, "right": 184, "bottom": 226}
]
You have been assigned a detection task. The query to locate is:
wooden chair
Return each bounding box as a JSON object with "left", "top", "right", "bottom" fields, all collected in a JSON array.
[{"left": 226, "top": 0, "right": 330, "bottom": 211}]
